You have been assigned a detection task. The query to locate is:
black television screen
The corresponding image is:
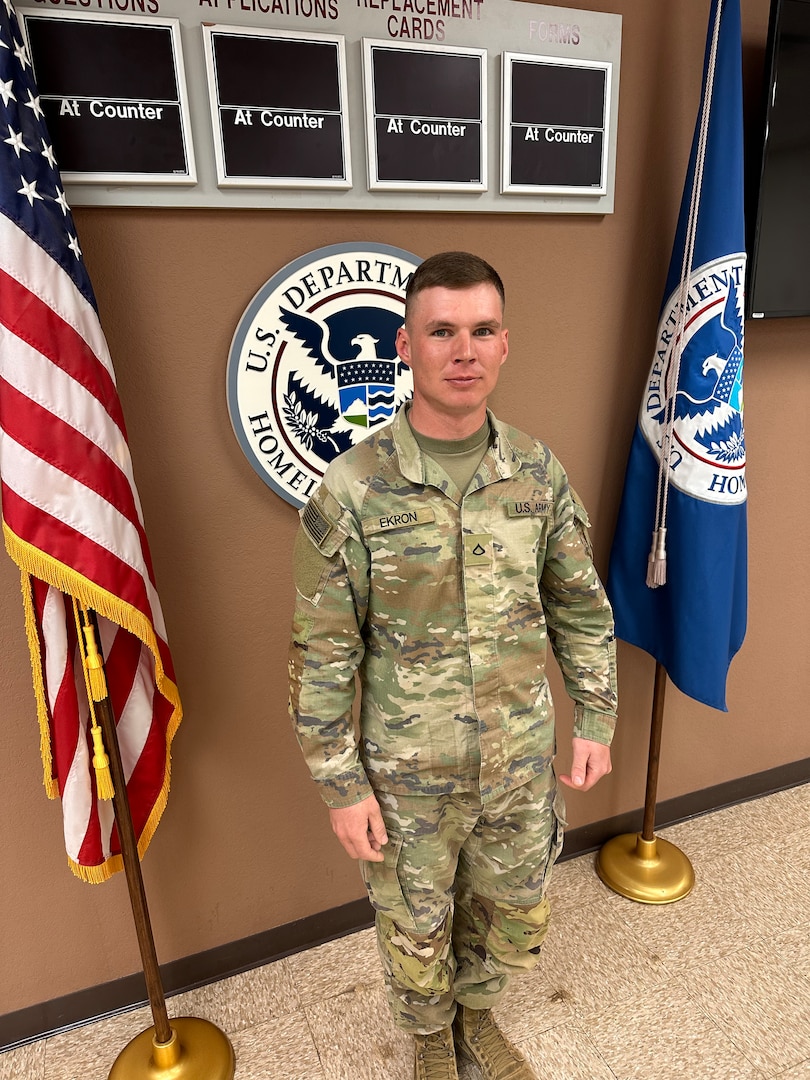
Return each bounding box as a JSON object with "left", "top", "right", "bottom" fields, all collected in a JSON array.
[{"left": 747, "top": 0, "right": 810, "bottom": 319}]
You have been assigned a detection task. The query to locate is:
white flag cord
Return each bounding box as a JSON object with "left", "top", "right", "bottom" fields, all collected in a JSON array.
[{"left": 647, "top": 0, "right": 724, "bottom": 589}]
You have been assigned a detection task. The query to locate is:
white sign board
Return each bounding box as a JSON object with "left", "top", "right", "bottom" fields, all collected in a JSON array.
[{"left": 16, "top": 0, "right": 622, "bottom": 213}]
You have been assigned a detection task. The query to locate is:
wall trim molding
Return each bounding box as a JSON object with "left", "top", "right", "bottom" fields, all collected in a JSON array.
[{"left": 3, "top": 759, "right": 808, "bottom": 1053}]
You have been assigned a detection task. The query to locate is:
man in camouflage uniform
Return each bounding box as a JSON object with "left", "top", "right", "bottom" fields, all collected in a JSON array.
[{"left": 289, "top": 252, "right": 618, "bottom": 1079}]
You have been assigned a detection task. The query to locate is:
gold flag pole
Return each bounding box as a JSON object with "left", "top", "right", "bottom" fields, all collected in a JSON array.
[
  {"left": 78, "top": 609, "right": 235, "bottom": 1080},
  {"left": 596, "top": 662, "right": 695, "bottom": 903}
]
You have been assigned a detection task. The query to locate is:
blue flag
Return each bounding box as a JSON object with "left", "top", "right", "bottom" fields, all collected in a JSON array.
[{"left": 607, "top": 0, "right": 746, "bottom": 711}]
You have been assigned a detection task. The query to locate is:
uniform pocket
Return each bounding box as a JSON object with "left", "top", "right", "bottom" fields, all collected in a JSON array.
[
  {"left": 360, "top": 833, "right": 413, "bottom": 921},
  {"left": 293, "top": 528, "right": 337, "bottom": 604},
  {"left": 366, "top": 523, "right": 446, "bottom": 593}
]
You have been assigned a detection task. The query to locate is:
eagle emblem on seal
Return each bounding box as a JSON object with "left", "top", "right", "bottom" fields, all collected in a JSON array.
[
  {"left": 654, "top": 281, "right": 745, "bottom": 467},
  {"left": 278, "top": 303, "right": 412, "bottom": 467},
  {"left": 227, "top": 242, "right": 420, "bottom": 509}
]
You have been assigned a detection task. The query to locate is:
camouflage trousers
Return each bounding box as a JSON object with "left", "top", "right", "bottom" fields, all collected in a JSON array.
[{"left": 360, "top": 771, "right": 565, "bottom": 1034}]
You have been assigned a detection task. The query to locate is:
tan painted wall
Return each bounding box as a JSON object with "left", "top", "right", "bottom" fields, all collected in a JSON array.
[{"left": 2, "top": 0, "right": 808, "bottom": 1019}]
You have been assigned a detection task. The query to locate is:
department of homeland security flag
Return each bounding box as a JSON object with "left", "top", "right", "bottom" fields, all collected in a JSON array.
[
  {"left": 0, "top": 0, "right": 182, "bottom": 881},
  {"left": 607, "top": 0, "right": 746, "bottom": 711}
]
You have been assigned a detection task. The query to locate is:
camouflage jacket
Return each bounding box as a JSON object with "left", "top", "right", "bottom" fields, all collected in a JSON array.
[{"left": 289, "top": 407, "right": 617, "bottom": 809}]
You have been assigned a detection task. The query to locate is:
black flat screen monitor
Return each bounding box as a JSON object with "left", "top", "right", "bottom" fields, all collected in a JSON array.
[{"left": 747, "top": 0, "right": 810, "bottom": 319}]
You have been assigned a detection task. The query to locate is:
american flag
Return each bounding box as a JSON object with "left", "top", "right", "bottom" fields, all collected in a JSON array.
[{"left": 0, "top": 0, "right": 182, "bottom": 882}]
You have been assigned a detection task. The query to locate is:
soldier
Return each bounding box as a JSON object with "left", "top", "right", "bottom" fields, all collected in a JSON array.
[{"left": 289, "top": 251, "right": 618, "bottom": 1080}]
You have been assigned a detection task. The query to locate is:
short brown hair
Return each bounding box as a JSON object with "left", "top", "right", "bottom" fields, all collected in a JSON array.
[{"left": 405, "top": 252, "right": 505, "bottom": 321}]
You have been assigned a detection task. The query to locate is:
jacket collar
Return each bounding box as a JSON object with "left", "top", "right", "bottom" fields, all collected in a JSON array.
[{"left": 391, "top": 405, "right": 522, "bottom": 486}]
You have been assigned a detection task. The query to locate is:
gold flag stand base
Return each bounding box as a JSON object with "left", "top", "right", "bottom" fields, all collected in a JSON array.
[
  {"left": 597, "top": 664, "right": 695, "bottom": 905},
  {"left": 76, "top": 612, "right": 234, "bottom": 1080},
  {"left": 109, "top": 1017, "right": 234, "bottom": 1080},
  {"left": 596, "top": 833, "right": 694, "bottom": 904}
]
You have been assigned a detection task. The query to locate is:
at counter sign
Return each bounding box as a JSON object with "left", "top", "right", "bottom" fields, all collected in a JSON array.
[{"left": 227, "top": 243, "right": 421, "bottom": 508}]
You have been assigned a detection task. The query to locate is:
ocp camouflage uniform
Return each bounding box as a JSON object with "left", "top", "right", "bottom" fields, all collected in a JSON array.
[{"left": 289, "top": 405, "right": 617, "bottom": 1032}]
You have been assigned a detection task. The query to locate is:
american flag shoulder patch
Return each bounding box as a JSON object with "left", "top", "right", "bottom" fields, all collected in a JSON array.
[
  {"left": 302, "top": 498, "right": 334, "bottom": 548},
  {"left": 300, "top": 488, "right": 347, "bottom": 554}
]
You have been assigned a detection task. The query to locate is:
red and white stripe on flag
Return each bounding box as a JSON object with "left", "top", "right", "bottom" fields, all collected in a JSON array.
[
  {"left": 24, "top": 581, "right": 179, "bottom": 880},
  {"left": 0, "top": 202, "right": 182, "bottom": 884}
]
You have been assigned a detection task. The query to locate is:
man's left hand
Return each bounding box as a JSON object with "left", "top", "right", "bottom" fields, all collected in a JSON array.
[{"left": 559, "top": 737, "right": 612, "bottom": 791}]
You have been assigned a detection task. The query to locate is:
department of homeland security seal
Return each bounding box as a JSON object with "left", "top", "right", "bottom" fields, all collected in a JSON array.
[
  {"left": 227, "top": 243, "right": 421, "bottom": 508},
  {"left": 640, "top": 253, "right": 747, "bottom": 505}
]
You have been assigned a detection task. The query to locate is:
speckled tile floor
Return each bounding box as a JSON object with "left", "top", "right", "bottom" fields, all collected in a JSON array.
[{"left": 3, "top": 783, "right": 809, "bottom": 1080}]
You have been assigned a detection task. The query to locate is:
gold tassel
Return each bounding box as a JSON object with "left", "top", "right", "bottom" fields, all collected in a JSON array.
[
  {"left": 81, "top": 620, "right": 108, "bottom": 702},
  {"left": 5, "top": 521, "right": 182, "bottom": 716},
  {"left": 9, "top": 525, "right": 183, "bottom": 861},
  {"left": 73, "top": 602, "right": 114, "bottom": 800},
  {"left": 646, "top": 528, "right": 668, "bottom": 588},
  {"left": 90, "top": 721, "right": 115, "bottom": 800}
]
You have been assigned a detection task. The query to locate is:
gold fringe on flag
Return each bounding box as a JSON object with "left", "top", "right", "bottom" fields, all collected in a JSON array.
[
  {"left": 5, "top": 523, "right": 181, "bottom": 700},
  {"left": 18, "top": 568, "right": 59, "bottom": 800},
  {"left": 68, "top": 859, "right": 120, "bottom": 885},
  {"left": 5, "top": 522, "right": 183, "bottom": 883}
]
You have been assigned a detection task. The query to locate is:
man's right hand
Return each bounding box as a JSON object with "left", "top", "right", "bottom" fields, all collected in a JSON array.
[{"left": 328, "top": 794, "right": 389, "bottom": 861}]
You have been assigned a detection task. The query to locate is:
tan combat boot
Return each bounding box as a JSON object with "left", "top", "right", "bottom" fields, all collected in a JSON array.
[
  {"left": 413, "top": 1027, "right": 459, "bottom": 1080},
  {"left": 453, "top": 1005, "right": 536, "bottom": 1080}
]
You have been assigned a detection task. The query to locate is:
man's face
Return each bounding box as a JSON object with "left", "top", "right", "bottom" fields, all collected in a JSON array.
[{"left": 395, "top": 283, "right": 508, "bottom": 435}]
